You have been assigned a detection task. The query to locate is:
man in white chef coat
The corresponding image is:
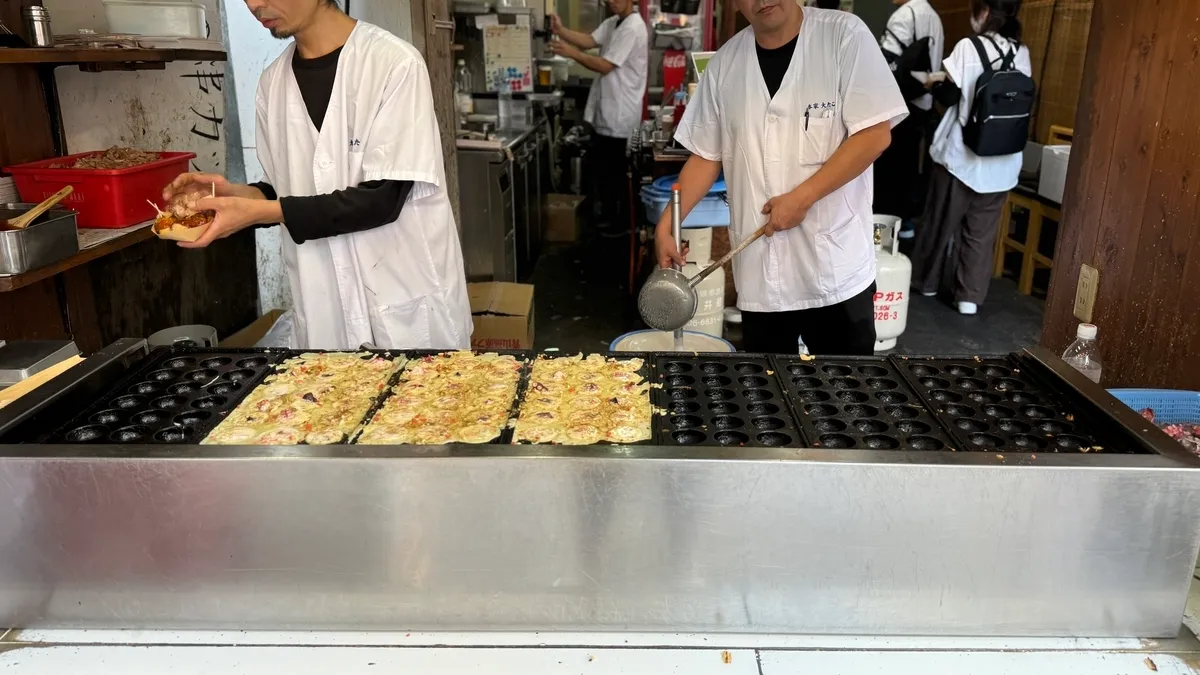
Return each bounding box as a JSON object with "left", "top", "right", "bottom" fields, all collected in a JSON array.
[
  {"left": 162, "top": 0, "right": 472, "bottom": 351},
  {"left": 655, "top": 2, "right": 906, "bottom": 355},
  {"left": 549, "top": 0, "right": 648, "bottom": 234}
]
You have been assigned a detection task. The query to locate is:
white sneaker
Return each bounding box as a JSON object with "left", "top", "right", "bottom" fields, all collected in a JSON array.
[{"left": 957, "top": 301, "right": 978, "bottom": 315}]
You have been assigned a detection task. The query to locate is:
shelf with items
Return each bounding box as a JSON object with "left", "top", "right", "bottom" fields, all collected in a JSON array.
[{"left": 0, "top": 47, "right": 227, "bottom": 67}]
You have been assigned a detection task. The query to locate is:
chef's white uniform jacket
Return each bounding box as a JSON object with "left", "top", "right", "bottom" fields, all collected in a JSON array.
[
  {"left": 584, "top": 14, "right": 649, "bottom": 139},
  {"left": 256, "top": 22, "right": 472, "bottom": 350},
  {"left": 674, "top": 8, "right": 907, "bottom": 312}
]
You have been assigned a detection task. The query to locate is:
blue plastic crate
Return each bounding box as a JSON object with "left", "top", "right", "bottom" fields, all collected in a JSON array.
[
  {"left": 641, "top": 173, "right": 730, "bottom": 228},
  {"left": 641, "top": 190, "right": 730, "bottom": 228},
  {"left": 1108, "top": 389, "right": 1200, "bottom": 425}
]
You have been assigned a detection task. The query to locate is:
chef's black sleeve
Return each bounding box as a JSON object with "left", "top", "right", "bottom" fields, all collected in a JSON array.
[
  {"left": 278, "top": 180, "right": 415, "bottom": 245},
  {"left": 250, "top": 181, "right": 278, "bottom": 201}
]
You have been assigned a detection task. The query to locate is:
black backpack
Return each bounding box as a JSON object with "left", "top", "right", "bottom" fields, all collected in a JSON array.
[
  {"left": 963, "top": 35, "right": 1036, "bottom": 157},
  {"left": 882, "top": 6, "right": 933, "bottom": 103}
]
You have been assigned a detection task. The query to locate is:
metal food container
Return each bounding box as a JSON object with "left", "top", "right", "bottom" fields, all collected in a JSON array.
[{"left": 0, "top": 203, "right": 79, "bottom": 275}]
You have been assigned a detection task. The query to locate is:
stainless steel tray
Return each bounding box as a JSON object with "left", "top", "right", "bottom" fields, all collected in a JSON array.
[{"left": 0, "top": 203, "right": 79, "bottom": 275}]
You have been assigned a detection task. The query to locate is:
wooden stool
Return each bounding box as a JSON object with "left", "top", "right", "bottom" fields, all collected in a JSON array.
[
  {"left": 1047, "top": 125, "right": 1074, "bottom": 146},
  {"left": 993, "top": 185, "right": 1060, "bottom": 295}
]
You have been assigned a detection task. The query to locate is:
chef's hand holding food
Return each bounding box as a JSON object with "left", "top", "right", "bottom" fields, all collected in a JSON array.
[
  {"left": 176, "top": 195, "right": 283, "bottom": 249},
  {"left": 155, "top": 171, "right": 282, "bottom": 247}
]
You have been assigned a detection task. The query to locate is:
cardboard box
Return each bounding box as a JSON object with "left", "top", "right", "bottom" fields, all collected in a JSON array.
[
  {"left": 544, "top": 194, "right": 585, "bottom": 243},
  {"left": 469, "top": 282, "right": 534, "bottom": 350},
  {"left": 222, "top": 309, "right": 286, "bottom": 348}
]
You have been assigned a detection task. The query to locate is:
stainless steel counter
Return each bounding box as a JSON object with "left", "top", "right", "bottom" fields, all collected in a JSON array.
[
  {"left": 0, "top": 343, "right": 1198, "bottom": 637},
  {"left": 458, "top": 119, "right": 550, "bottom": 281},
  {"left": 457, "top": 124, "right": 538, "bottom": 152}
]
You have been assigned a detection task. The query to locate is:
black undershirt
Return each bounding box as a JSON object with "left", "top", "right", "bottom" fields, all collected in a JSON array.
[
  {"left": 756, "top": 34, "right": 799, "bottom": 99},
  {"left": 250, "top": 46, "right": 414, "bottom": 246}
]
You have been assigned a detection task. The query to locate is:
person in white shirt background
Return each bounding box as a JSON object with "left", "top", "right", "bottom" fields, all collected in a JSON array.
[
  {"left": 910, "top": 0, "right": 1031, "bottom": 316},
  {"left": 550, "top": 1, "right": 648, "bottom": 236},
  {"left": 875, "top": 0, "right": 944, "bottom": 239},
  {"left": 656, "top": 1, "right": 907, "bottom": 355}
]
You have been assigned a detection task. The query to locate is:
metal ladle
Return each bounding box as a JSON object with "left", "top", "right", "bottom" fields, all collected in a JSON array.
[{"left": 638, "top": 187, "right": 770, "bottom": 332}]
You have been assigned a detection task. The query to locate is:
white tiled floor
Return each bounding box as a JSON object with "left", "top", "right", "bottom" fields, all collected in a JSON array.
[
  {"left": 6, "top": 630, "right": 1148, "bottom": 651},
  {"left": 0, "top": 645, "right": 761, "bottom": 675},
  {"left": 2, "top": 641, "right": 1197, "bottom": 675},
  {"left": 759, "top": 650, "right": 1197, "bottom": 675}
]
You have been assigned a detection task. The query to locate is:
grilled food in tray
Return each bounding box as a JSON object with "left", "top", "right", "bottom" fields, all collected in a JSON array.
[
  {"left": 357, "top": 351, "right": 524, "bottom": 445},
  {"left": 152, "top": 209, "right": 214, "bottom": 242},
  {"left": 513, "top": 354, "right": 652, "bottom": 445},
  {"left": 203, "top": 351, "right": 401, "bottom": 445}
]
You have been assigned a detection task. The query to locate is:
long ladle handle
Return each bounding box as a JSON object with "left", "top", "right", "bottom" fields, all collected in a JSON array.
[
  {"left": 670, "top": 184, "right": 682, "bottom": 272},
  {"left": 690, "top": 223, "right": 771, "bottom": 287}
]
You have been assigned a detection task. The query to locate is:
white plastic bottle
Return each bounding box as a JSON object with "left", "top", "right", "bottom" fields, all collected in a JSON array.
[
  {"left": 1062, "top": 323, "right": 1102, "bottom": 384},
  {"left": 498, "top": 82, "right": 514, "bottom": 128},
  {"left": 454, "top": 59, "right": 474, "bottom": 120}
]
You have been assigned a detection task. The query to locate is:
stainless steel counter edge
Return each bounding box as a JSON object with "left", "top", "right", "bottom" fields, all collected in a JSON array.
[
  {"left": 457, "top": 123, "right": 542, "bottom": 152},
  {"left": 2, "top": 448, "right": 1198, "bottom": 635}
]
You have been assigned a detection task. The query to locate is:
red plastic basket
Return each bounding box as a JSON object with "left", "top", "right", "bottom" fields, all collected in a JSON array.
[{"left": 4, "top": 151, "right": 196, "bottom": 229}]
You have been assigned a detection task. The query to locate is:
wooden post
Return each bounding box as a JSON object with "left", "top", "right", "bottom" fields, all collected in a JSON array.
[
  {"left": 1041, "top": 0, "right": 1200, "bottom": 387},
  {"left": 409, "top": 0, "right": 462, "bottom": 228}
]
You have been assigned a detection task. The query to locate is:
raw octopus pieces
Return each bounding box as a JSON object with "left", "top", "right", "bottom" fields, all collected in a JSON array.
[{"left": 1140, "top": 408, "right": 1200, "bottom": 455}]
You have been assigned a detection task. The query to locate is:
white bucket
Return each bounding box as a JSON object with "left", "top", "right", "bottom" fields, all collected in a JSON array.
[
  {"left": 685, "top": 309, "right": 724, "bottom": 338},
  {"left": 610, "top": 329, "right": 735, "bottom": 352},
  {"left": 680, "top": 227, "right": 713, "bottom": 264},
  {"left": 682, "top": 260, "right": 725, "bottom": 316}
]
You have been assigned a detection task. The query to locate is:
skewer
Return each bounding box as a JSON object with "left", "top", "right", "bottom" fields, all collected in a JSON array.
[{"left": 146, "top": 200, "right": 167, "bottom": 218}]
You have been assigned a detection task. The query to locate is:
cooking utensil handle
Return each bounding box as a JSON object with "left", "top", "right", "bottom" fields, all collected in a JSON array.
[
  {"left": 670, "top": 184, "right": 682, "bottom": 272},
  {"left": 690, "top": 223, "right": 770, "bottom": 286},
  {"left": 10, "top": 185, "right": 73, "bottom": 229}
]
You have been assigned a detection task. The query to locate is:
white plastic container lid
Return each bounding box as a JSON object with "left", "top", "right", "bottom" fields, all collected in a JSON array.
[{"left": 1077, "top": 323, "right": 1098, "bottom": 339}]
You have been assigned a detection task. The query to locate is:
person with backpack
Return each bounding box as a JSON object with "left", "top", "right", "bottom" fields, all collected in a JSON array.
[
  {"left": 909, "top": 0, "right": 1033, "bottom": 315},
  {"left": 875, "top": 0, "right": 944, "bottom": 238}
]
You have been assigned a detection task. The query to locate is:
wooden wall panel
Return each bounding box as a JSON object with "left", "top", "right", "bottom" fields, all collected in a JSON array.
[
  {"left": 0, "top": 0, "right": 30, "bottom": 44},
  {"left": 87, "top": 232, "right": 259, "bottom": 345},
  {"left": 0, "top": 279, "right": 69, "bottom": 341},
  {"left": 1034, "top": 0, "right": 1093, "bottom": 142},
  {"left": 0, "top": 66, "right": 56, "bottom": 168},
  {"left": 928, "top": 0, "right": 971, "bottom": 48},
  {"left": 1042, "top": 0, "right": 1200, "bottom": 388}
]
